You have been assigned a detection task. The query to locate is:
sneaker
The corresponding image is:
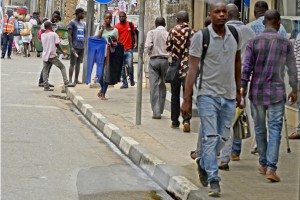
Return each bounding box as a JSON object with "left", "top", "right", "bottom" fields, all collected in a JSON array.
[
  {"left": 120, "top": 85, "right": 128, "bottom": 89},
  {"left": 258, "top": 165, "right": 267, "bottom": 175},
  {"left": 208, "top": 180, "right": 221, "bottom": 197},
  {"left": 65, "top": 82, "right": 75, "bottom": 87},
  {"left": 266, "top": 168, "right": 280, "bottom": 182},
  {"left": 39, "top": 83, "right": 54, "bottom": 87},
  {"left": 218, "top": 162, "right": 229, "bottom": 171},
  {"left": 230, "top": 154, "right": 240, "bottom": 161},
  {"left": 195, "top": 157, "right": 208, "bottom": 187},
  {"left": 44, "top": 87, "right": 54, "bottom": 91},
  {"left": 183, "top": 122, "right": 190, "bottom": 133},
  {"left": 251, "top": 148, "right": 259, "bottom": 155}
]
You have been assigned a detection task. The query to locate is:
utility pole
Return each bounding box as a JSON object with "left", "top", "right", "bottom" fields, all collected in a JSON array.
[
  {"left": 135, "top": 0, "right": 145, "bottom": 125},
  {"left": 82, "top": 0, "right": 95, "bottom": 83}
]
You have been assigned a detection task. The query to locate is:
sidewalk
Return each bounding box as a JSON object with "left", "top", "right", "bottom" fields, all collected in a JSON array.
[{"left": 66, "top": 82, "right": 300, "bottom": 200}]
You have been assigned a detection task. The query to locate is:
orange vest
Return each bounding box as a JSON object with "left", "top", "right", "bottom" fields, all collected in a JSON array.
[{"left": 3, "top": 15, "right": 15, "bottom": 33}]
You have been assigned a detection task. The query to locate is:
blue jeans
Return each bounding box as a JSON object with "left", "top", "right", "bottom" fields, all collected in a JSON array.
[
  {"left": 121, "top": 49, "right": 134, "bottom": 87},
  {"left": 198, "top": 96, "right": 236, "bottom": 183},
  {"left": 220, "top": 129, "right": 242, "bottom": 163},
  {"left": 2, "top": 33, "right": 14, "bottom": 57},
  {"left": 250, "top": 101, "right": 284, "bottom": 171},
  {"left": 99, "top": 59, "right": 108, "bottom": 95}
]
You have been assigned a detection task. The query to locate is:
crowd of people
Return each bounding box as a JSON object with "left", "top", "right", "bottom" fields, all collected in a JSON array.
[{"left": 2, "top": 0, "right": 300, "bottom": 197}]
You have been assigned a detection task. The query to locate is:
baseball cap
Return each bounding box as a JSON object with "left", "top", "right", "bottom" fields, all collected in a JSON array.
[{"left": 74, "top": 7, "right": 85, "bottom": 15}]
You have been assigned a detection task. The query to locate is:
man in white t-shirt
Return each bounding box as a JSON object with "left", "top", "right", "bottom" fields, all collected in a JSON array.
[{"left": 41, "top": 21, "right": 74, "bottom": 91}]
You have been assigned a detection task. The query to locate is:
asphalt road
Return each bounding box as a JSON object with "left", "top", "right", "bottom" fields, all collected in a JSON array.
[{"left": 1, "top": 55, "right": 172, "bottom": 200}]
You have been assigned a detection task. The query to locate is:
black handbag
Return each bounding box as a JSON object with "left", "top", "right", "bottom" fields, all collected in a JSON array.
[{"left": 165, "top": 29, "right": 191, "bottom": 83}]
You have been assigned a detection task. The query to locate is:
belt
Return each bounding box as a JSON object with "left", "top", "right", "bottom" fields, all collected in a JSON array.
[{"left": 150, "top": 56, "right": 168, "bottom": 59}]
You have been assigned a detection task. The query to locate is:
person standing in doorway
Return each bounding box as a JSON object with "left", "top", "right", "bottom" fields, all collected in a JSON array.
[
  {"left": 68, "top": 8, "right": 86, "bottom": 85},
  {"left": 1, "top": 9, "right": 18, "bottom": 59},
  {"left": 114, "top": 11, "right": 137, "bottom": 89},
  {"left": 166, "top": 10, "right": 194, "bottom": 132},
  {"left": 144, "top": 16, "right": 169, "bottom": 119}
]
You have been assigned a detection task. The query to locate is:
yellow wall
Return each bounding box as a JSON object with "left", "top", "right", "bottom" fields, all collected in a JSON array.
[{"left": 193, "top": 0, "right": 206, "bottom": 31}]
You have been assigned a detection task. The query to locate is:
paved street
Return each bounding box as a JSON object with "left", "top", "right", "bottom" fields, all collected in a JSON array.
[{"left": 1, "top": 55, "right": 172, "bottom": 200}]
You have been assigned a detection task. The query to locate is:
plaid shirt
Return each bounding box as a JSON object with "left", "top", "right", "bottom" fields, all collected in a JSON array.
[
  {"left": 242, "top": 29, "right": 298, "bottom": 105},
  {"left": 166, "top": 23, "right": 194, "bottom": 78}
]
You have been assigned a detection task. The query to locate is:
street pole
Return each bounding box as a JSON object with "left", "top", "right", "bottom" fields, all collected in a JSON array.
[
  {"left": 82, "top": 0, "right": 95, "bottom": 83},
  {"left": 135, "top": 0, "right": 145, "bottom": 125}
]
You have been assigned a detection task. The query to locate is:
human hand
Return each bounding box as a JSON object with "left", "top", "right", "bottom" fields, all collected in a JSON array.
[
  {"left": 181, "top": 100, "right": 192, "bottom": 118},
  {"left": 288, "top": 91, "right": 297, "bottom": 105},
  {"left": 134, "top": 42, "right": 137, "bottom": 49}
]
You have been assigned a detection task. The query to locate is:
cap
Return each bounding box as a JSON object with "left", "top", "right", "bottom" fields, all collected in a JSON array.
[{"left": 74, "top": 7, "right": 85, "bottom": 15}]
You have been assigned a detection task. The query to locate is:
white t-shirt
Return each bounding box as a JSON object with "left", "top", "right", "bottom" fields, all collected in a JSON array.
[{"left": 41, "top": 31, "right": 60, "bottom": 62}]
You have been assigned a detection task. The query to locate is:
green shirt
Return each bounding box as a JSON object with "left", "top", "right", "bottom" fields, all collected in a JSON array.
[{"left": 95, "top": 26, "right": 118, "bottom": 41}]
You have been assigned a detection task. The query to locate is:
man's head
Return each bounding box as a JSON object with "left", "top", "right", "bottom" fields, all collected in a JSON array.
[
  {"left": 7, "top": 9, "right": 13, "bottom": 17},
  {"left": 155, "top": 16, "right": 166, "bottom": 27},
  {"left": 254, "top": 1, "right": 269, "bottom": 19},
  {"left": 176, "top": 10, "right": 189, "bottom": 24},
  {"left": 226, "top": 3, "right": 239, "bottom": 21},
  {"left": 263, "top": 9, "right": 281, "bottom": 31},
  {"left": 75, "top": 8, "right": 85, "bottom": 20},
  {"left": 209, "top": 1, "right": 227, "bottom": 27},
  {"left": 33, "top": 12, "right": 39, "bottom": 18},
  {"left": 204, "top": 16, "right": 211, "bottom": 27},
  {"left": 44, "top": 21, "right": 52, "bottom": 30},
  {"left": 119, "top": 11, "right": 127, "bottom": 23}
]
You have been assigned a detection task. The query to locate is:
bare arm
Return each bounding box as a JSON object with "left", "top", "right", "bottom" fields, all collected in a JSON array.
[
  {"left": 55, "top": 44, "right": 65, "bottom": 55},
  {"left": 235, "top": 50, "right": 242, "bottom": 107},
  {"left": 68, "top": 28, "right": 73, "bottom": 49},
  {"left": 133, "top": 30, "right": 138, "bottom": 49}
]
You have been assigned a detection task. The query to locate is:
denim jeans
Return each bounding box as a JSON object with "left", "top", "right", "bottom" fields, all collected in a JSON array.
[
  {"left": 220, "top": 130, "right": 242, "bottom": 163},
  {"left": 250, "top": 101, "right": 284, "bottom": 171},
  {"left": 198, "top": 96, "right": 235, "bottom": 183},
  {"left": 2, "top": 33, "right": 14, "bottom": 57},
  {"left": 121, "top": 49, "right": 134, "bottom": 87}
]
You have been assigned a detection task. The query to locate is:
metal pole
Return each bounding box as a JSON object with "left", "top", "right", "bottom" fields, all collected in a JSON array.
[
  {"left": 135, "top": 0, "right": 145, "bottom": 125},
  {"left": 82, "top": 0, "right": 95, "bottom": 83}
]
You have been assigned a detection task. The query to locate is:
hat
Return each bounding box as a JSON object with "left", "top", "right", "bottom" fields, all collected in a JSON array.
[{"left": 74, "top": 7, "right": 85, "bottom": 15}]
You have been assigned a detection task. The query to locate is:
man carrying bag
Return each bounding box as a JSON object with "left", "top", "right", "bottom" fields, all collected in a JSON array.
[{"left": 166, "top": 10, "right": 194, "bottom": 132}]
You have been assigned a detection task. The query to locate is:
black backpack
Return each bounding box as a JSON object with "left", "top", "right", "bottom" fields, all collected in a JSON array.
[{"left": 198, "top": 25, "right": 239, "bottom": 89}]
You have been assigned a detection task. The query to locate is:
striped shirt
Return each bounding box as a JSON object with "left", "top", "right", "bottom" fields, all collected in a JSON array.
[
  {"left": 294, "top": 33, "right": 300, "bottom": 80},
  {"left": 242, "top": 29, "right": 298, "bottom": 105},
  {"left": 166, "top": 23, "right": 194, "bottom": 78}
]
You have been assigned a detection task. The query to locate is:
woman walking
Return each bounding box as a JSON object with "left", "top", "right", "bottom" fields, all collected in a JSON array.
[{"left": 21, "top": 16, "right": 32, "bottom": 57}]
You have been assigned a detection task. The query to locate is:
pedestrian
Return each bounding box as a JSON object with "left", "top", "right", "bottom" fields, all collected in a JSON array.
[
  {"left": 41, "top": 21, "right": 75, "bottom": 91},
  {"left": 68, "top": 8, "right": 86, "bottom": 85},
  {"left": 242, "top": 9, "right": 297, "bottom": 182},
  {"left": 21, "top": 16, "right": 32, "bottom": 57},
  {"left": 218, "top": 3, "right": 256, "bottom": 171},
  {"left": 95, "top": 11, "right": 119, "bottom": 100},
  {"left": 144, "top": 16, "right": 169, "bottom": 119},
  {"left": 114, "top": 11, "right": 137, "bottom": 89},
  {"left": 13, "top": 15, "right": 23, "bottom": 55},
  {"left": 166, "top": 10, "right": 194, "bottom": 132},
  {"left": 1, "top": 9, "right": 19, "bottom": 59},
  {"left": 246, "top": 0, "right": 289, "bottom": 155},
  {"left": 289, "top": 33, "right": 300, "bottom": 140},
  {"left": 181, "top": 2, "right": 242, "bottom": 197}
]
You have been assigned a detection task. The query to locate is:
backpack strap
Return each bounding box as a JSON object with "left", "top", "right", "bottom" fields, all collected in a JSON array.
[
  {"left": 227, "top": 25, "right": 239, "bottom": 44},
  {"left": 198, "top": 27, "right": 210, "bottom": 90}
]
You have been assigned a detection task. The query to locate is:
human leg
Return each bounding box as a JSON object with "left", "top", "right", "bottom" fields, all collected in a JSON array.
[
  {"left": 42, "top": 61, "right": 52, "bottom": 89},
  {"left": 69, "top": 53, "right": 76, "bottom": 83},
  {"left": 149, "top": 58, "right": 162, "bottom": 118},
  {"left": 170, "top": 75, "right": 181, "bottom": 127},
  {"left": 7, "top": 33, "right": 14, "bottom": 57},
  {"left": 231, "top": 138, "right": 242, "bottom": 157},
  {"left": 51, "top": 57, "right": 69, "bottom": 84},
  {"left": 124, "top": 49, "right": 134, "bottom": 86},
  {"left": 14, "top": 36, "right": 20, "bottom": 52},
  {"left": 120, "top": 52, "right": 128, "bottom": 88},
  {"left": 220, "top": 128, "right": 233, "bottom": 165},
  {"left": 2, "top": 34, "right": 9, "bottom": 58},
  {"left": 250, "top": 102, "right": 268, "bottom": 168},
  {"left": 74, "top": 49, "right": 84, "bottom": 84},
  {"left": 159, "top": 59, "right": 168, "bottom": 114}
]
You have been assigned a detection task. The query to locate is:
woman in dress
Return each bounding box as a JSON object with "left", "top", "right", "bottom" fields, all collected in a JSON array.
[{"left": 21, "top": 16, "right": 32, "bottom": 57}]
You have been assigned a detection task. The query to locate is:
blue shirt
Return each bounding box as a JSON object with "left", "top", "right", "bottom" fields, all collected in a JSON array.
[
  {"left": 1, "top": 15, "right": 18, "bottom": 34},
  {"left": 246, "top": 16, "right": 288, "bottom": 38}
]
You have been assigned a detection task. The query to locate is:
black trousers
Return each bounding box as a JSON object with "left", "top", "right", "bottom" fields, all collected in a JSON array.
[{"left": 170, "top": 75, "right": 191, "bottom": 126}]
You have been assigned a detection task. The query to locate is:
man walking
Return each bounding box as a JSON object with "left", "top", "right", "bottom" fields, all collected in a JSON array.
[
  {"left": 218, "top": 3, "right": 256, "bottom": 170},
  {"left": 181, "top": 2, "right": 241, "bottom": 196},
  {"left": 1, "top": 9, "right": 18, "bottom": 59},
  {"left": 289, "top": 33, "right": 300, "bottom": 140},
  {"left": 166, "top": 10, "right": 194, "bottom": 132},
  {"left": 114, "top": 11, "right": 137, "bottom": 89},
  {"left": 68, "top": 8, "right": 86, "bottom": 85},
  {"left": 144, "top": 17, "right": 169, "bottom": 119},
  {"left": 242, "top": 10, "right": 297, "bottom": 182}
]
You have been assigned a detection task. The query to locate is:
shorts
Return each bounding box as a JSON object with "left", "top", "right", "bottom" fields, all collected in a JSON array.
[{"left": 70, "top": 48, "right": 84, "bottom": 66}]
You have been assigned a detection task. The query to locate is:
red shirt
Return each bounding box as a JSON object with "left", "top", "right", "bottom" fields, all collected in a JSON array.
[{"left": 114, "top": 21, "right": 135, "bottom": 50}]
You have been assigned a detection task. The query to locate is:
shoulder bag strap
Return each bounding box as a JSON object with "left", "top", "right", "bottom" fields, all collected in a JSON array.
[{"left": 198, "top": 27, "right": 210, "bottom": 89}]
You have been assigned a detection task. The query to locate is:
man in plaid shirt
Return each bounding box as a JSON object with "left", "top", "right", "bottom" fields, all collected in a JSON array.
[{"left": 241, "top": 10, "right": 298, "bottom": 182}]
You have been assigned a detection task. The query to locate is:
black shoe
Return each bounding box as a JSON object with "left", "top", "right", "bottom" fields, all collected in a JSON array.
[
  {"left": 44, "top": 87, "right": 54, "bottom": 91},
  {"left": 152, "top": 116, "right": 161, "bottom": 119},
  {"left": 120, "top": 85, "right": 128, "bottom": 89},
  {"left": 208, "top": 180, "right": 221, "bottom": 197},
  {"left": 218, "top": 162, "right": 229, "bottom": 171},
  {"left": 39, "top": 83, "right": 54, "bottom": 87},
  {"left": 251, "top": 148, "right": 259, "bottom": 155},
  {"left": 1, "top": 56, "right": 4, "bottom": 59},
  {"left": 7, "top": 56, "right": 11, "bottom": 59},
  {"left": 195, "top": 157, "right": 208, "bottom": 187},
  {"left": 65, "top": 82, "right": 75, "bottom": 87},
  {"left": 130, "top": 80, "right": 135, "bottom": 86}
]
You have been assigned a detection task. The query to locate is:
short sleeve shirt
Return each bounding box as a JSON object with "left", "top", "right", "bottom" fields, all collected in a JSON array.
[
  {"left": 189, "top": 24, "right": 242, "bottom": 100},
  {"left": 41, "top": 31, "right": 60, "bottom": 62},
  {"left": 114, "top": 21, "right": 135, "bottom": 50},
  {"left": 68, "top": 19, "right": 86, "bottom": 49}
]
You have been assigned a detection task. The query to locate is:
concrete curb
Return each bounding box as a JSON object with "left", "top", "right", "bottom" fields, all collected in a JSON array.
[{"left": 66, "top": 88, "right": 210, "bottom": 200}]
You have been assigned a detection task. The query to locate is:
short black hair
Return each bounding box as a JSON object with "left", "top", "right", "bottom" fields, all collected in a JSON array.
[
  {"left": 264, "top": 9, "right": 280, "bottom": 22},
  {"left": 176, "top": 10, "right": 189, "bottom": 23},
  {"left": 33, "top": 12, "right": 39, "bottom": 15},
  {"left": 254, "top": 1, "right": 269, "bottom": 12},
  {"left": 119, "top": 11, "right": 126, "bottom": 16},
  {"left": 44, "top": 21, "right": 52, "bottom": 29},
  {"left": 155, "top": 16, "right": 165, "bottom": 27},
  {"left": 74, "top": 7, "right": 85, "bottom": 16},
  {"left": 53, "top": 10, "right": 61, "bottom": 16}
]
